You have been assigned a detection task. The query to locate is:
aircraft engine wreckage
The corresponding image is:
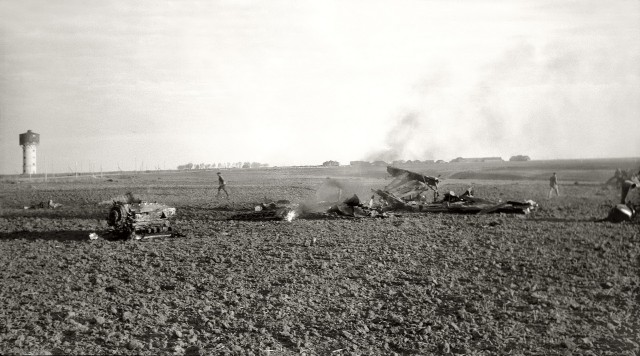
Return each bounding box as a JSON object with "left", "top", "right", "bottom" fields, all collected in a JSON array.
[
  {"left": 606, "top": 178, "right": 640, "bottom": 222},
  {"left": 107, "top": 201, "right": 176, "bottom": 239}
]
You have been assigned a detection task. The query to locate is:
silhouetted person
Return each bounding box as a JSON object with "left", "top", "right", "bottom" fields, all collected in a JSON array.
[
  {"left": 216, "top": 172, "right": 229, "bottom": 199},
  {"left": 548, "top": 172, "right": 559, "bottom": 198}
]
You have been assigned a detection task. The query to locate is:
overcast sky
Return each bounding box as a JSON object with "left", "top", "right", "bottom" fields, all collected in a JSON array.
[{"left": 1, "top": 0, "right": 639, "bottom": 174}]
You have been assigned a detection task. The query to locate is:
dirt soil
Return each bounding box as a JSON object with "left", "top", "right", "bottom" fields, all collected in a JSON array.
[{"left": 0, "top": 166, "right": 639, "bottom": 355}]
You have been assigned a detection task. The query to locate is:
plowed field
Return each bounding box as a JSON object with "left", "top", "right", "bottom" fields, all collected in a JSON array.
[{"left": 1, "top": 162, "right": 639, "bottom": 355}]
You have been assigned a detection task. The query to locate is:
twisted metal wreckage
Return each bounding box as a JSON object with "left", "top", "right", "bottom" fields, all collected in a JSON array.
[
  {"left": 230, "top": 166, "right": 538, "bottom": 221},
  {"left": 99, "top": 169, "right": 638, "bottom": 239},
  {"left": 374, "top": 166, "right": 538, "bottom": 215}
]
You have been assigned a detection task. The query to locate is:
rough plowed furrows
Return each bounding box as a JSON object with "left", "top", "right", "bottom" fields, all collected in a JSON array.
[{"left": 0, "top": 177, "right": 639, "bottom": 355}]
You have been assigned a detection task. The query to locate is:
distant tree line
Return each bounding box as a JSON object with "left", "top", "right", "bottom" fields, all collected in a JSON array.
[
  {"left": 450, "top": 157, "right": 504, "bottom": 163},
  {"left": 177, "top": 162, "right": 269, "bottom": 170},
  {"left": 349, "top": 159, "right": 436, "bottom": 166}
]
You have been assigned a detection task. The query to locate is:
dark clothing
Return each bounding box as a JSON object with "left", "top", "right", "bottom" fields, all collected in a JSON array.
[
  {"left": 217, "top": 174, "right": 229, "bottom": 198},
  {"left": 548, "top": 174, "right": 559, "bottom": 198}
]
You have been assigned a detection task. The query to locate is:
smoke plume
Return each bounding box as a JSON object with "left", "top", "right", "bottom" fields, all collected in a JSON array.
[{"left": 366, "top": 38, "right": 640, "bottom": 162}]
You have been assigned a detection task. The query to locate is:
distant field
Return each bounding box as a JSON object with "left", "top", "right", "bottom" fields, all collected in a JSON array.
[
  {"left": 3, "top": 156, "right": 638, "bottom": 185},
  {"left": 0, "top": 157, "right": 639, "bottom": 355}
]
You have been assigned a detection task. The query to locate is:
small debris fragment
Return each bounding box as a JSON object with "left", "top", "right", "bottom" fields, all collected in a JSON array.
[
  {"left": 127, "top": 339, "right": 143, "bottom": 350},
  {"left": 23, "top": 199, "right": 63, "bottom": 210},
  {"left": 185, "top": 345, "right": 201, "bottom": 355},
  {"left": 442, "top": 341, "right": 451, "bottom": 354},
  {"left": 560, "top": 338, "right": 576, "bottom": 350},
  {"left": 601, "top": 281, "right": 614, "bottom": 289}
]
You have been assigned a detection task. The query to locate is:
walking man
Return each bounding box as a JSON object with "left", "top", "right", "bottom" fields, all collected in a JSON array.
[
  {"left": 548, "top": 172, "right": 559, "bottom": 198},
  {"left": 217, "top": 172, "right": 229, "bottom": 199}
]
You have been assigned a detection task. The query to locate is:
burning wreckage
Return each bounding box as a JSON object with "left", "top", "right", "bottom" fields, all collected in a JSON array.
[
  {"left": 229, "top": 195, "right": 390, "bottom": 221},
  {"left": 229, "top": 166, "right": 538, "bottom": 221}
]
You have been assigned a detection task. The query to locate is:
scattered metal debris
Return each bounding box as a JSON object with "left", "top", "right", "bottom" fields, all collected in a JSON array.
[
  {"left": 230, "top": 166, "right": 539, "bottom": 221},
  {"left": 230, "top": 206, "right": 298, "bottom": 222},
  {"left": 228, "top": 195, "right": 392, "bottom": 221},
  {"left": 374, "top": 166, "right": 537, "bottom": 215},
  {"left": 327, "top": 194, "right": 390, "bottom": 218},
  {"left": 374, "top": 166, "right": 440, "bottom": 205},
  {"left": 23, "top": 199, "right": 62, "bottom": 210},
  {"left": 229, "top": 200, "right": 298, "bottom": 221}
]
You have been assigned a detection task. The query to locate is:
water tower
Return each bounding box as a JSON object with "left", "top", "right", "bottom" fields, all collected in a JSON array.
[{"left": 19, "top": 130, "right": 40, "bottom": 174}]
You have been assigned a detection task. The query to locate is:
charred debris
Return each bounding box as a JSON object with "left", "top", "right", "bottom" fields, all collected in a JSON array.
[
  {"left": 96, "top": 168, "right": 638, "bottom": 238},
  {"left": 105, "top": 192, "right": 178, "bottom": 240},
  {"left": 230, "top": 166, "right": 538, "bottom": 221},
  {"left": 375, "top": 166, "right": 537, "bottom": 215}
]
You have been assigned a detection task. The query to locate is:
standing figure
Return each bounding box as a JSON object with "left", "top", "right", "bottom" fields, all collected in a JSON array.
[
  {"left": 548, "top": 172, "right": 560, "bottom": 198},
  {"left": 217, "top": 172, "right": 229, "bottom": 199}
]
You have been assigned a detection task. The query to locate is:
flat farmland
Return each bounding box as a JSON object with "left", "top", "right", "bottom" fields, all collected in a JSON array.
[{"left": 1, "top": 158, "right": 639, "bottom": 355}]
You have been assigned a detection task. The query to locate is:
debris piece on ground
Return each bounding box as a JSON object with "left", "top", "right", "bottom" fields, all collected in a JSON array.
[
  {"left": 229, "top": 201, "right": 298, "bottom": 222},
  {"left": 23, "top": 199, "right": 62, "bottom": 210},
  {"left": 602, "top": 177, "right": 639, "bottom": 223},
  {"left": 230, "top": 194, "right": 391, "bottom": 221},
  {"left": 230, "top": 207, "right": 297, "bottom": 222},
  {"left": 605, "top": 204, "right": 634, "bottom": 223},
  {"left": 254, "top": 200, "right": 289, "bottom": 211},
  {"left": 327, "top": 194, "right": 390, "bottom": 218},
  {"left": 412, "top": 197, "right": 537, "bottom": 215},
  {"left": 107, "top": 198, "right": 176, "bottom": 239}
]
